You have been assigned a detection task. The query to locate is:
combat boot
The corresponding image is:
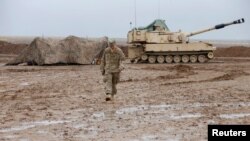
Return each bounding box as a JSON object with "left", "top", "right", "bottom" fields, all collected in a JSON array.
[{"left": 105, "top": 94, "right": 112, "bottom": 101}]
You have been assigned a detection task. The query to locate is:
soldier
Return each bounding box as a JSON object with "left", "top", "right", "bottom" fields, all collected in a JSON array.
[{"left": 100, "top": 39, "right": 125, "bottom": 101}]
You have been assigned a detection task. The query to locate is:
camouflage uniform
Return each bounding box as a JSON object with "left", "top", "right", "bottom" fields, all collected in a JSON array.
[{"left": 100, "top": 46, "right": 125, "bottom": 97}]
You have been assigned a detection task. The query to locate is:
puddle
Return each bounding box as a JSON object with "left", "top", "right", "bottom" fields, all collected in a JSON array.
[
  {"left": 169, "top": 113, "right": 203, "bottom": 120},
  {"left": 84, "top": 127, "right": 98, "bottom": 136},
  {"left": 71, "top": 123, "right": 87, "bottom": 129},
  {"left": 206, "top": 120, "right": 216, "bottom": 124},
  {"left": 1, "top": 135, "right": 17, "bottom": 139},
  {"left": 0, "top": 90, "right": 8, "bottom": 93},
  {"left": 116, "top": 102, "right": 250, "bottom": 115},
  {"left": 115, "top": 104, "right": 198, "bottom": 115},
  {"left": 0, "top": 124, "right": 35, "bottom": 133},
  {"left": 37, "top": 130, "right": 48, "bottom": 134},
  {"left": 92, "top": 112, "right": 105, "bottom": 119},
  {"left": 219, "top": 113, "right": 250, "bottom": 119},
  {"left": 88, "top": 112, "right": 106, "bottom": 122},
  {"left": 19, "top": 138, "right": 30, "bottom": 141},
  {"left": 116, "top": 106, "right": 147, "bottom": 115},
  {"left": 156, "top": 113, "right": 203, "bottom": 120},
  {"left": 0, "top": 120, "right": 70, "bottom": 133},
  {"left": 19, "top": 82, "right": 30, "bottom": 86},
  {"left": 141, "top": 135, "right": 158, "bottom": 141}
]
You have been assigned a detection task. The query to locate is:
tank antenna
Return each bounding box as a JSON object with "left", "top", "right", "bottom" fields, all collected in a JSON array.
[
  {"left": 158, "top": 0, "right": 161, "bottom": 19},
  {"left": 134, "top": 0, "right": 137, "bottom": 28}
]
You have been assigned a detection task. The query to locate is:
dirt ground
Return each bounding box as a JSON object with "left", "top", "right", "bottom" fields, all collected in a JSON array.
[{"left": 0, "top": 53, "right": 250, "bottom": 141}]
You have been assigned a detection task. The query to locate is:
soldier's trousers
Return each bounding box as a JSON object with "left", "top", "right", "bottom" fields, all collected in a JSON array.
[{"left": 103, "top": 72, "right": 120, "bottom": 95}]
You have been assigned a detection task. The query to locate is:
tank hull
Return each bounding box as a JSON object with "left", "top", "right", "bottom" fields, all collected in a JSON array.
[{"left": 128, "top": 42, "right": 216, "bottom": 63}]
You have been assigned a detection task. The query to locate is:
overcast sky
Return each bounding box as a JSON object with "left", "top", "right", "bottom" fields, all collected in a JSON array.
[{"left": 0, "top": 0, "right": 249, "bottom": 40}]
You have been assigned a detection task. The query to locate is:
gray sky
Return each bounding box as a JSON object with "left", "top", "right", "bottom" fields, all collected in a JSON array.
[{"left": 0, "top": 0, "right": 249, "bottom": 40}]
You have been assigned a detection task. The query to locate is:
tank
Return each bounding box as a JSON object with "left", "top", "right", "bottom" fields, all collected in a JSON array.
[{"left": 127, "top": 18, "right": 245, "bottom": 63}]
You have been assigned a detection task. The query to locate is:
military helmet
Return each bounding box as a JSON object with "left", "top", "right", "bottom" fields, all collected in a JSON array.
[{"left": 109, "top": 39, "right": 116, "bottom": 44}]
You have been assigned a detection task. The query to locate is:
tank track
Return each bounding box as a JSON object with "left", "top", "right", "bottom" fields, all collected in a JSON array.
[{"left": 131, "top": 52, "right": 214, "bottom": 64}]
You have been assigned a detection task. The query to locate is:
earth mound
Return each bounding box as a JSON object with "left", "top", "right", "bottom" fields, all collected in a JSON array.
[
  {"left": 0, "top": 41, "right": 28, "bottom": 54},
  {"left": 214, "top": 46, "right": 250, "bottom": 57}
]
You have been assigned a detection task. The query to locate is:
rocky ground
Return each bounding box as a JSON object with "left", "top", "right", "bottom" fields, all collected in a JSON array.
[{"left": 0, "top": 53, "right": 250, "bottom": 140}]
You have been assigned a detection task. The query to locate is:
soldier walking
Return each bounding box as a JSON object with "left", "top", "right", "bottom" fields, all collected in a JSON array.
[{"left": 100, "top": 39, "right": 125, "bottom": 101}]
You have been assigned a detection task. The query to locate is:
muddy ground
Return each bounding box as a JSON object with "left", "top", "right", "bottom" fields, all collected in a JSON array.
[{"left": 0, "top": 54, "right": 250, "bottom": 141}]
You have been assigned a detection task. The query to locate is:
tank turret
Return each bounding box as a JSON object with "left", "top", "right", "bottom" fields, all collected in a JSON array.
[
  {"left": 127, "top": 18, "right": 245, "bottom": 64},
  {"left": 128, "top": 19, "right": 245, "bottom": 44}
]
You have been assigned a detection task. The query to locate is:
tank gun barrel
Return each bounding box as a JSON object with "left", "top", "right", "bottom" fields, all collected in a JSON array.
[{"left": 186, "top": 18, "right": 245, "bottom": 37}]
